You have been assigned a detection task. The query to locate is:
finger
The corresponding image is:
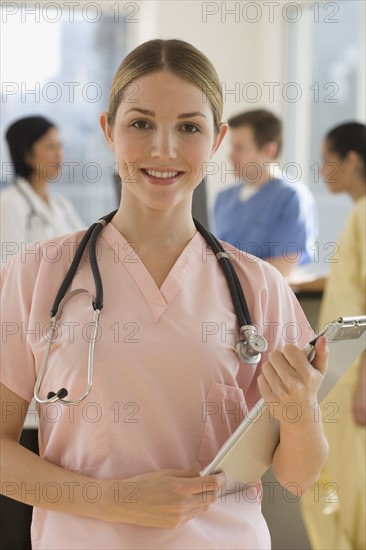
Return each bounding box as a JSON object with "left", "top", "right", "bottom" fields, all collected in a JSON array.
[
  {"left": 311, "top": 336, "right": 328, "bottom": 375},
  {"left": 192, "top": 492, "right": 217, "bottom": 511},
  {"left": 191, "top": 472, "right": 226, "bottom": 495},
  {"left": 257, "top": 373, "right": 275, "bottom": 402},
  {"left": 352, "top": 406, "right": 366, "bottom": 427},
  {"left": 281, "top": 343, "right": 312, "bottom": 374},
  {"left": 262, "top": 356, "right": 291, "bottom": 392},
  {"left": 161, "top": 468, "right": 201, "bottom": 478}
]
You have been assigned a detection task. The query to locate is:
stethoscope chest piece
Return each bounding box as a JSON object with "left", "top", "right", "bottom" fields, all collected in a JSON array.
[
  {"left": 34, "top": 213, "right": 269, "bottom": 406},
  {"left": 235, "top": 325, "right": 268, "bottom": 365}
]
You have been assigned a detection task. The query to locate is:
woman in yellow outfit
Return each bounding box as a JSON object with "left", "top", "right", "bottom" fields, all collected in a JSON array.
[{"left": 301, "top": 122, "right": 366, "bottom": 550}]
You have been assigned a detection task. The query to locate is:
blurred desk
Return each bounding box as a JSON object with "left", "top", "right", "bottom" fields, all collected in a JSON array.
[
  {"left": 262, "top": 274, "right": 327, "bottom": 550},
  {"left": 290, "top": 276, "right": 326, "bottom": 295}
]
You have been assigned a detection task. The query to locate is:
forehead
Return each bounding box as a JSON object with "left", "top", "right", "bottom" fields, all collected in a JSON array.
[
  {"left": 118, "top": 70, "right": 212, "bottom": 116},
  {"left": 34, "top": 127, "right": 59, "bottom": 145}
]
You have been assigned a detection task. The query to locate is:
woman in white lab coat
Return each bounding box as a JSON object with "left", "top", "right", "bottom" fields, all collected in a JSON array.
[
  {"left": 0, "top": 116, "right": 85, "bottom": 549},
  {"left": 0, "top": 116, "right": 84, "bottom": 266}
]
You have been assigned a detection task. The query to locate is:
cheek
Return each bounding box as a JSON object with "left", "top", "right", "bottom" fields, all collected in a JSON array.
[
  {"left": 191, "top": 140, "right": 215, "bottom": 164},
  {"left": 38, "top": 153, "right": 51, "bottom": 166},
  {"left": 113, "top": 140, "right": 142, "bottom": 177}
]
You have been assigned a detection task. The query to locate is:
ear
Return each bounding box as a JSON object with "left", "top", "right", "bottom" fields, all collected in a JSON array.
[
  {"left": 262, "top": 141, "right": 278, "bottom": 160},
  {"left": 100, "top": 112, "right": 115, "bottom": 151},
  {"left": 211, "top": 123, "right": 228, "bottom": 156},
  {"left": 345, "top": 150, "right": 361, "bottom": 171}
]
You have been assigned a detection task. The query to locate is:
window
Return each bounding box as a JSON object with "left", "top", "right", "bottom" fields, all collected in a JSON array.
[
  {"left": 284, "top": 0, "right": 365, "bottom": 274},
  {"left": 1, "top": 5, "right": 131, "bottom": 224}
]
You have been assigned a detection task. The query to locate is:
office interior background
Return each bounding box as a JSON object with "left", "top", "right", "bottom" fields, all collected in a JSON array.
[{"left": 1, "top": 1, "right": 365, "bottom": 549}]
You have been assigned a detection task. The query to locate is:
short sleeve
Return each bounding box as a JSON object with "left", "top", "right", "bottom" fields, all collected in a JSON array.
[
  {"left": 0, "top": 249, "right": 40, "bottom": 402},
  {"left": 228, "top": 248, "right": 315, "bottom": 406},
  {"left": 271, "top": 187, "right": 318, "bottom": 265}
]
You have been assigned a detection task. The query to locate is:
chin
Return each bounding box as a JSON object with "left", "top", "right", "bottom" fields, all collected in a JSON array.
[
  {"left": 326, "top": 184, "right": 342, "bottom": 194},
  {"left": 49, "top": 169, "right": 62, "bottom": 180}
]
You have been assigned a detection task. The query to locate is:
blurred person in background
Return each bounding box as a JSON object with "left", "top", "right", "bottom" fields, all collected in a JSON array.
[
  {"left": 0, "top": 115, "right": 85, "bottom": 266},
  {"left": 0, "top": 115, "right": 85, "bottom": 550},
  {"left": 213, "top": 109, "right": 318, "bottom": 280},
  {"left": 301, "top": 121, "right": 366, "bottom": 550}
]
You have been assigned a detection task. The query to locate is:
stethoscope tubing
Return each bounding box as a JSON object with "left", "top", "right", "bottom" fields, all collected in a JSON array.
[
  {"left": 50, "top": 211, "right": 116, "bottom": 317},
  {"left": 193, "top": 218, "right": 252, "bottom": 330},
  {"left": 35, "top": 289, "right": 100, "bottom": 405},
  {"left": 35, "top": 210, "right": 264, "bottom": 405}
]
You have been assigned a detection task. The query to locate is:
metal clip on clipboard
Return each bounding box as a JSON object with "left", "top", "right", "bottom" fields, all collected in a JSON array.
[{"left": 200, "top": 315, "right": 366, "bottom": 490}]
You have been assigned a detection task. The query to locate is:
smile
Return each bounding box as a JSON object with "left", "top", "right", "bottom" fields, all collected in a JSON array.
[{"left": 141, "top": 168, "right": 184, "bottom": 185}]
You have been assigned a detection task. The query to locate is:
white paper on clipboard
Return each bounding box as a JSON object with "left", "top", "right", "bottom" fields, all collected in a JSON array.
[{"left": 200, "top": 315, "right": 366, "bottom": 491}]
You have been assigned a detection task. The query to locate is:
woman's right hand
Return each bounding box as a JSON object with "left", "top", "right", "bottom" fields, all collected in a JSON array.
[{"left": 101, "top": 468, "right": 226, "bottom": 528}]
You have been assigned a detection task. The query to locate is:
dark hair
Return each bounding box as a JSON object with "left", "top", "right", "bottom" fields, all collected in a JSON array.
[
  {"left": 326, "top": 122, "right": 366, "bottom": 174},
  {"left": 107, "top": 39, "right": 223, "bottom": 135},
  {"left": 5, "top": 116, "right": 56, "bottom": 180},
  {"left": 228, "top": 109, "right": 282, "bottom": 156}
]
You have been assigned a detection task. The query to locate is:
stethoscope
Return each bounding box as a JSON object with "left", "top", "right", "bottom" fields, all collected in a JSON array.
[
  {"left": 15, "top": 181, "right": 73, "bottom": 239},
  {"left": 34, "top": 210, "right": 268, "bottom": 405},
  {"left": 15, "top": 181, "right": 53, "bottom": 237}
]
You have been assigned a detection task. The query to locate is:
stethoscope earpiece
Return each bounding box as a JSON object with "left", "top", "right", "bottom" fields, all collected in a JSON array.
[
  {"left": 46, "top": 388, "right": 68, "bottom": 401},
  {"left": 235, "top": 325, "right": 268, "bottom": 365}
]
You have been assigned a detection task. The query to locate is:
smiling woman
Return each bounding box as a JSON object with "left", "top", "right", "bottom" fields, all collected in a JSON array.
[
  {"left": 0, "top": 39, "right": 329, "bottom": 550},
  {"left": 100, "top": 70, "right": 226, "bottom": 236}
]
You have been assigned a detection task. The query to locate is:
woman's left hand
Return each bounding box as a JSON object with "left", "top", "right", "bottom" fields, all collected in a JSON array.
[{"left": 257, "top": 336, "right": 328, "bottom": 422}]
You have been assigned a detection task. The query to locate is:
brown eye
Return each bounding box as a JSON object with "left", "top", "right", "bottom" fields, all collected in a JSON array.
[
  {"left": 132, "top": 120, "right": 151, "bottom": 130},
  {"left": 180, "top": 123, "right": 199, "bottom": 133}
]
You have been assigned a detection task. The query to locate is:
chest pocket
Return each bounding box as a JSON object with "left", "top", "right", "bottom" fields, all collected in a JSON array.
[{"left": 198, "top": 382, "right": 248, "bottom": 468}]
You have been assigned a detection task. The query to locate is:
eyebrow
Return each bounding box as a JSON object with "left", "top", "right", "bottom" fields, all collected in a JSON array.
[{"left": 124, "top": 108, "right": 207, "bottom": 119}]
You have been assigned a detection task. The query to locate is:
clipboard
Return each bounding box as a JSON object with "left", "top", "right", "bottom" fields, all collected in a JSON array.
[{"left": 200, "top": 315, "right": 366, "bottom": 491}]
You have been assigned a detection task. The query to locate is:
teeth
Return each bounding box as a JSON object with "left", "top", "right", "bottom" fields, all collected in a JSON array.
[{"left": 145, "top": 169, "right": 179, "bottom": 178}]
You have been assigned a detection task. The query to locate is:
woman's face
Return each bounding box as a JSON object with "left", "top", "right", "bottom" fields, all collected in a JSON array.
[
  {"left": 25, "top": 128, "right": 63, "bottom": 181},
  {"left": 321, "top": 139, "right": 352, "bottom": 194},
  {"left": 101, "top": 70, "right": 226, "bottom": 211}
]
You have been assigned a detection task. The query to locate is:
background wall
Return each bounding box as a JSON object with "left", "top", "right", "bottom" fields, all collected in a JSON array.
[{"left": 131, "top": 0, "right": 365, "bottom": 279}]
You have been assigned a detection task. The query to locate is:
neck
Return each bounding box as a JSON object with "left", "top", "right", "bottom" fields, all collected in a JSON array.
[
  {"left": 27, "top": 175, "right": 50, "bottom": 205},
  {"left": 111, "top": 192, "right": 197, "bottom": 251},
  {"left": 243, "top": 162, "right": 280, "bottom": 188},
  {"left": 349, "top": 176, "right": 366, "bottom": 201}
]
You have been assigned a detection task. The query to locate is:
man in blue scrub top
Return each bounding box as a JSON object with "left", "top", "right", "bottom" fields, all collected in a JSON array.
[{"left": 213, "top": 110, "right": 317, "bottom": 279}]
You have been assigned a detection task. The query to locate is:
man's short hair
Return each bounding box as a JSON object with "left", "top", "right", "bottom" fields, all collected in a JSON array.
[{"left": 228, "top": 109, "right": 282, "bottom": 156}]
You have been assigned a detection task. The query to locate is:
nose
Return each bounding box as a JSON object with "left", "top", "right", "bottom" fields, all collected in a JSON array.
[
  {"left": 56, "top": 149, "right": 63, "bottom": 164},
  {"left": 320, "top": 161, "right": 332, "bottom": 181},
  {"left": 150, "top": 129, "right": 177, "bottom": 160},
  {"left": 320, "top": 160, "right": 325, "bottom": 177}
]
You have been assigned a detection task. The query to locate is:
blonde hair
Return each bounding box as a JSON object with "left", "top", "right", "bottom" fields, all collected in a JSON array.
[{"left": 107, "top": 39, "right": 223, "bottom": 134}]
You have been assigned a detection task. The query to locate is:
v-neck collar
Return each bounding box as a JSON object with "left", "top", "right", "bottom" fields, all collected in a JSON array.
[{"left": 100, "top": 222, "right": 203, "bottom": 320}]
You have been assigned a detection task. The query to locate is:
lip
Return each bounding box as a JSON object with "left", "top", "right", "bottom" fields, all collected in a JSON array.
[{"left": 140, "top": 168, "right": 184, "bottom": 186}]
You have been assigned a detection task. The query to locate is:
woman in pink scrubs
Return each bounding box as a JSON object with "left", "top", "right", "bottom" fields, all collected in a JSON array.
[{"left": 0, "top": 39, "right": 328, "bottom": 549}]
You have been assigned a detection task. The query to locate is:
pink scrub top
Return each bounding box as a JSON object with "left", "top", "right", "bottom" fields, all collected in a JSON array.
[{"left": 0, "top": 223, "right": 313, "bottom": 549}]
